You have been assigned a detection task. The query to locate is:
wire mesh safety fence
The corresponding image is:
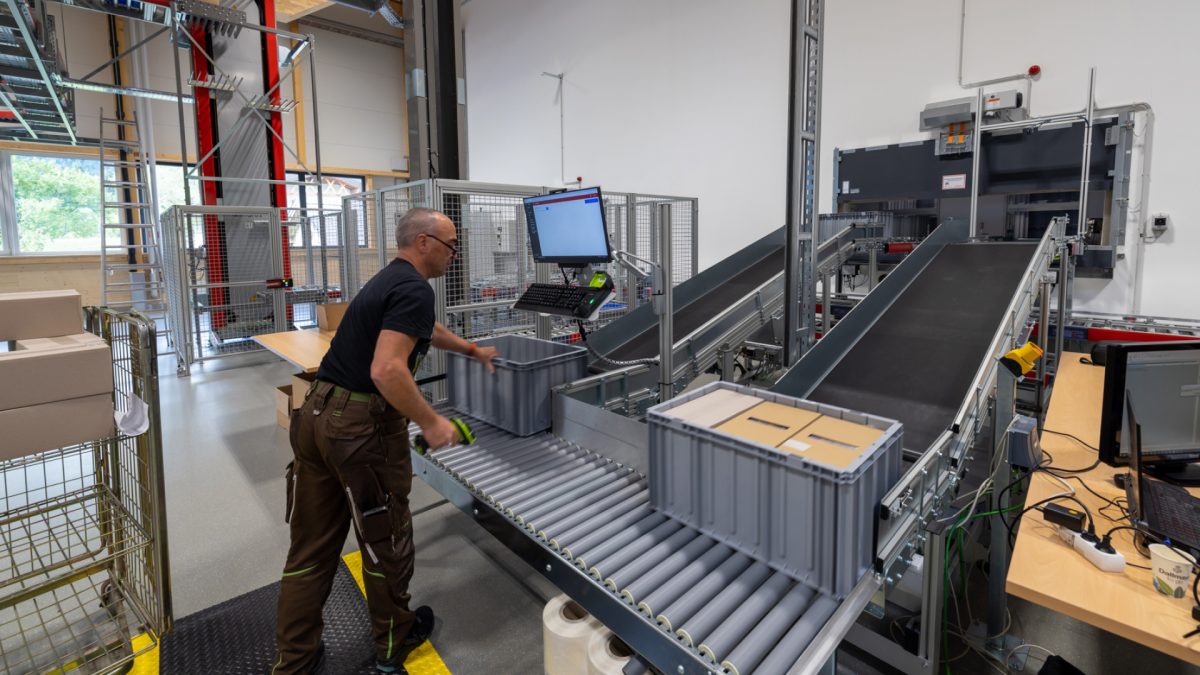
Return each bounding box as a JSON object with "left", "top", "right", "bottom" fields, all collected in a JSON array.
[
  {"left": 162, "top": 205, "right": 343, "bottom": 374},
  {"left": 161, "top": 182, "right": 698, "bottom": 374},
  {"left": 338, "top": 181, "right": 700, "bottom": 397},
  {"left": 285, "top": 208, "right": 346, "bottom": 328},
  {"left": 0, "top": 308, "right": 170, "bottom": 675}
]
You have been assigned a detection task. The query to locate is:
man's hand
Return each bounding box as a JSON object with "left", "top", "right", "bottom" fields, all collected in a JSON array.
[
  {"left": 421, "top": 415, "right": 460, "bottom": 450},
  {"left": 471, "top": 344, "right": 499, "bottom": 374}
]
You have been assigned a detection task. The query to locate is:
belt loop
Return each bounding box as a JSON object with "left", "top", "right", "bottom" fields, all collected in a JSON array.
[
  {"left": 313, "top": 381, "right": 333, "bottom": 415},
  {"left": 332, "top": 388, "right": 351, "bottom": 417}
]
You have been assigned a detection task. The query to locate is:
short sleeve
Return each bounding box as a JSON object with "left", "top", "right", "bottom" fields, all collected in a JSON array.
[{"left": 381, "top": 279, "right": 435, "bottom": 339}]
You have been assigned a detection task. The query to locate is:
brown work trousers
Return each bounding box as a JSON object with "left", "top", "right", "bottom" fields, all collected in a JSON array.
[{"left": 272, "top": 381, "right": 416, "bottom": 674}]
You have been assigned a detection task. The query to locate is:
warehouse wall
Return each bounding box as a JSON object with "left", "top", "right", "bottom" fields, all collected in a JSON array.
[{"left": 462, "top": 0, "right": 1200, "bottom": 320}]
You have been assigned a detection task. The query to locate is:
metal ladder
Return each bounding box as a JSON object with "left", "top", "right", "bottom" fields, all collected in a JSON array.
[{"left": 99, "top": 110, "right": 168, "bottom": 335}]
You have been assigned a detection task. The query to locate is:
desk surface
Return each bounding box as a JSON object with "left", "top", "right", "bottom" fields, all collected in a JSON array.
[
  {"left": 253, "top": 329, "right": 333, "bottom": 374},
  {"left": 1007, "top": 352, "right": 1200, "bottom": 664}
]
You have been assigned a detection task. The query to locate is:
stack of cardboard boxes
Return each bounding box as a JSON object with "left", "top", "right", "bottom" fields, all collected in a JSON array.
[{"left": 0, "top": 291, "right": 114, "bottom": 461}]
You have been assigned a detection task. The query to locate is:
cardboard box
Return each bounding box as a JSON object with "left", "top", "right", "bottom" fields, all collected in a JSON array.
[
  {"left": 0, "top": 333, "right": 112, "bottom": 411},
  {"left": 291, "top": 372, "right": 317, "bottom": 410},
  {"left": 658, "top": 388, "right": 763, "bottom": 428},
  {"left": 715, "top": 401, "right": 822, "bottom": 448},
  {"left": 276, "top": 384, "right": 293, "bottom": 429},
  {"left": 779, "top": 415, "right": 886, "bottom": 470},
  {"left": 0, "top": 290, "right": 83, "bottom": 340},
  {"left": 316, "top": 302, "right": 349, "bottom": 332},
  {"left": 0, "top": 394, "right": 114, "bottom": 462}
]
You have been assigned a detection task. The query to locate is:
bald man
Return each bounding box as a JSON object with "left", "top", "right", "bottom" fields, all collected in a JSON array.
[{"left": 273, "top": 207, "right": 497, "bottom": 674}]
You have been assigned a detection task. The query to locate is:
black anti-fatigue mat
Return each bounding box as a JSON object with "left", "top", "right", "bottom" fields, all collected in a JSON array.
[
  {"left": 809, "top": 243, "right": 1038, "bottom": 451},
  {"left": 160, "top": 564, "right": 379, "bottom": 674}
]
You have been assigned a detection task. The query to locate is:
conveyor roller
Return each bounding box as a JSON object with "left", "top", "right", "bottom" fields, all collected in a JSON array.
[{"left": 416, "top": 413, "right": 870, "bottom": 674}]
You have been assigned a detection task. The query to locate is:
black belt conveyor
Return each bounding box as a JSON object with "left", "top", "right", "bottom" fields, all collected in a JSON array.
[
  {"left": 773, "top": 241, "right": 1039, "bottom": 451},
  {"left": 414, "top": 412, "right": 852, "bottom": 675}
]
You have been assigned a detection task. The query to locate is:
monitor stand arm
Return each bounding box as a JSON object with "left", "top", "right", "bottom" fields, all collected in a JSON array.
[{"left": 612, "top": 248, "right": 674, "bottom": 402}]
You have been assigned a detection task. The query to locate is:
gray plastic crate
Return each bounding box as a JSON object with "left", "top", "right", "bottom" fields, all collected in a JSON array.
[
  {"left": 647, "top": 381, "right": 902, "bottom": 597},
  {"left": 447, "top": 335, "right": 588, "bottom": 436}
]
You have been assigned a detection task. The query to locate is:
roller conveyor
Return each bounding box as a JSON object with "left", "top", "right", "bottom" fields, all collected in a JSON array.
[{"left": 413, "top": 411, "right": 875, "bottom": 675}]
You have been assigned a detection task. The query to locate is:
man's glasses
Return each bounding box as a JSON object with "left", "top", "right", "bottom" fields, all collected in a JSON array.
[{"left": 426, "top": 233, "right": 458, "bottom": 256}]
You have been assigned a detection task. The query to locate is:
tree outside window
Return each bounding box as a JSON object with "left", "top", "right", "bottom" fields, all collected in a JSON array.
[{"left": 11, "top": 155, "right": 107, "bottom": 254}]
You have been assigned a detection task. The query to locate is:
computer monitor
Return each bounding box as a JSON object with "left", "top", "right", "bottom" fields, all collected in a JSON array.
[
  {"left": 1099, "top": 341, "right": 1200, "bottom": 480},
  {"left": 523, "top": 187, "right": 613, "bottom": 265}
]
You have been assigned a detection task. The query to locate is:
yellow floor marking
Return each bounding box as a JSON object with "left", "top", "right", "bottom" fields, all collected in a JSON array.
[
  {"left": 342, "top": 550, "right": 452, "bottom": 675},
  {"left": 128, "top": 632, "right": 160, "bottom": 675}
]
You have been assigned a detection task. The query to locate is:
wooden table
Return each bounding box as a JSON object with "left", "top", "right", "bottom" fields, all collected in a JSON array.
[
  {"left": 253, "top": 328, "right": 334, "bottom": 374},
  {"left": 1006, "top": 352, "right": 1200, "bottom": 664}
]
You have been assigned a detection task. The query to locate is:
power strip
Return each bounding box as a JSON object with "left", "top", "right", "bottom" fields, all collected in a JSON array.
[{"left": 1056, "top": 526, "right": 1125, "bottom": 573}]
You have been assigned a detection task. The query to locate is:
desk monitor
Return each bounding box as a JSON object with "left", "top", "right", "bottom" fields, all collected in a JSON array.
[
  {"left": 1099, "top": 340, "right": 1200, "bottom": 481},
  {"left": 523, "top": 187, "right": 613, "bottom": 265}
]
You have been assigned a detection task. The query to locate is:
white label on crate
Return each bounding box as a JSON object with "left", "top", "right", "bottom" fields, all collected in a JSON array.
[
  {"left": 942, "top": 174, "right": 967, "bottom": 190},
  {"left": 782, "top": 438, "right": 812, "bottom": 453}
]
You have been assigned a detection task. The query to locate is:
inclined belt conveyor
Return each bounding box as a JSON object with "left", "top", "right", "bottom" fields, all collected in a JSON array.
[{"left": 414, "top": 411, "right": 867, "bottom": 675}]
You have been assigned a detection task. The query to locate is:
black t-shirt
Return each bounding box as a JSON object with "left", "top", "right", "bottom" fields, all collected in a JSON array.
[{"left": 316, "top": 258, "right": 435, "bottom": 394}]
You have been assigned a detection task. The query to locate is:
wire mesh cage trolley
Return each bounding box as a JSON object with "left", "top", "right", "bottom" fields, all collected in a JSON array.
[{"left": 0, "top": 307, "right": 172, "bottom": 674}]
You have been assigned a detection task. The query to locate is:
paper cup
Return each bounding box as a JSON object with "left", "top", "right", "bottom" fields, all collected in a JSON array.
[{"left": 1149, "top": 543, "right": 1196, "bottom": 600}]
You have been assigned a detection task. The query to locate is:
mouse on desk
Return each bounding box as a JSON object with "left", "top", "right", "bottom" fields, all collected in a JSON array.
[{"left": 1114, "top": 472, "right": 1129, "bottom": 490}]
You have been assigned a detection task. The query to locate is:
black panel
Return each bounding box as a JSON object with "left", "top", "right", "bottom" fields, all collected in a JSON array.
[{"left": 837, "top": 120, "right": 1117, "bottom": 203}]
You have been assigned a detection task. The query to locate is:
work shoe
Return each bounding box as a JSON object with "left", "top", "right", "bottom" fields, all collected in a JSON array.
[
  {"left": 376, "top": 606, "right": 434, "bottom": 673},
  {"left": 403, "top": 606, "right": 435, "bottom": 648}
]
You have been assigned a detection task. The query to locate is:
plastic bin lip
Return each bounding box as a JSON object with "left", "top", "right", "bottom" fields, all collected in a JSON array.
[
  {"left": 464, "top": 334, "right": 586, "bottom": 368},
  {"left": 649, "top": 380, "right": 902, "bottom": 476}
]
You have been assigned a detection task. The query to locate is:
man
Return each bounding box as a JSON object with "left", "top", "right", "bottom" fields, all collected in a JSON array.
[{"left": 273, "top": 207, "right": 497, "bottom": 674}]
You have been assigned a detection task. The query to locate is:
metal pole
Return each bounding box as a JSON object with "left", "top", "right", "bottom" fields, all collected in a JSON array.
[
  {"left": 307, "top": 36, "right": 330, "bottom": 294},
  {"left": 1037, "top": 278, "right": 1051, "bottom": 427},
  {"left": 821, "top": 274, "right": 831, "bottom": 336},
  {"left": 171, "top": 16, "right": 191, "bottom": 206},
  {"left": 657, "top": 202, "right": 673, "bottom": 403},
  {"left": 968, "top": 87, "right": 985, "bottom": 238},
  {"left": 782, "top": 0, "right": 822, "bottom": 366},
  {"left": 782, "top": 0, "right": 804, "bottom": 367},
  {"left": 987, "top": 369, "right": 1016, "bottom": 649}
]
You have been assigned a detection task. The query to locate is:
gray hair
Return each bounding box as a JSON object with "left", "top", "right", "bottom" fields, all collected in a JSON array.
[{"left": 395, "top": 207, "right": 445, "bottom": 248}]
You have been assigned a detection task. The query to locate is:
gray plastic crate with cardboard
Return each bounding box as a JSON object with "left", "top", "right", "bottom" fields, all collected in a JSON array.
[
  {"left": 447, "top": 335, "right": 587, "bottom": 436},
  {"left": 648, "top": 381, "right": 902, "bottom": 597}
]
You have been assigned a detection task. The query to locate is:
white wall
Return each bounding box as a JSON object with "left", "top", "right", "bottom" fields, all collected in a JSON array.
[
  {"left": 463, "top": 0, "right": 1200, "bottom": 320},
  {"left": 462, "top": 0, "right": 790, "bottom": 270}
]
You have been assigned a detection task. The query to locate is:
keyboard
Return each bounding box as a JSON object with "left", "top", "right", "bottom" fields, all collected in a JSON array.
[
  {"left": 513, "top": 283, "right": 609, "bottom": 319},
  {"left": 1143, "top": 480, "right": 1200, "bottom": 547}
]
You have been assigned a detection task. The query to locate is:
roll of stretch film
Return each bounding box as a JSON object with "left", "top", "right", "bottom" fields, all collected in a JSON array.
[
  {"left": 587, "top": 629, "right": 634, "bottom": 675},
  {"left": 544, "top": 594, "right": 600, "bottom": 675}
]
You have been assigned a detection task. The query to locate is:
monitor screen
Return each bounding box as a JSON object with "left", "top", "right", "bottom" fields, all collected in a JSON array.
[
  {"left": 1099, "top": 341, "right": 1200, "bottom": 465},
  {"left": 523, "top": 187, "right": 612, "bottom": 264}
]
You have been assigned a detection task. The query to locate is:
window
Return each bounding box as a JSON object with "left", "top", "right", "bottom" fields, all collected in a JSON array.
[
  {"left": 0, "top": 153, "right": 106, "bottom": 255},
  {"left": 285, "top": 171, "right": 365, "bottom": 247},
  {"left": 153, "top": 163, "right": 200, "bottom": 212}
]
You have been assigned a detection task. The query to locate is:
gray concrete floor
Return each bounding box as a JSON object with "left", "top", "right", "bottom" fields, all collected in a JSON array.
[{"left": 157, "top": 353, "right": 1200, "bottom": 675}]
